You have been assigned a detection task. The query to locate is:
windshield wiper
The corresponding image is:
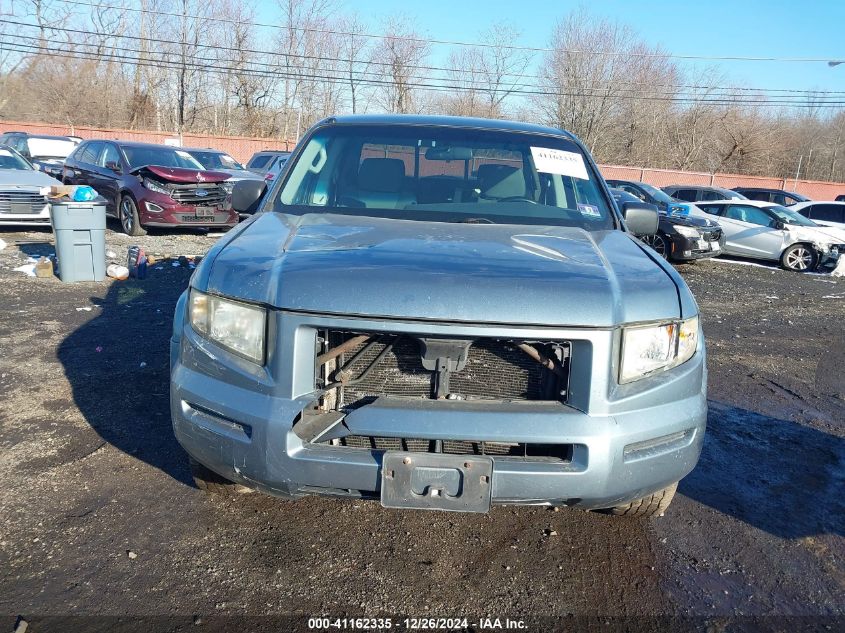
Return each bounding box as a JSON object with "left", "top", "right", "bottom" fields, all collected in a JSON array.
[{"left": 454, "top": 217, "right": 495, "bottom": 224}]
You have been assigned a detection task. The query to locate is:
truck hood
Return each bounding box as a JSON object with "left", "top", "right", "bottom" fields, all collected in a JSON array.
[
  {"left": 203, "top": 212, "right": 684, "bottom": 327},
  {"left": 130, "top": 165, "right": 231, "bottom": 183},
  {"left": 0, "top": 168, "right": 61, "bottom": 187}
]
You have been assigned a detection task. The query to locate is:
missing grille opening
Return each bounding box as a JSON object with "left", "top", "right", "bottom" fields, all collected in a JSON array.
[{"left": 315, "top": 330, "right": 571, "bottom": 411}]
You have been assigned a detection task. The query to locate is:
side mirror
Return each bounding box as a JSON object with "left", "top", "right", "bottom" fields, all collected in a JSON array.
[
  {"left": 622, "top": 201, "right": 659, "bottom": 236},
  {"left": 774, "top": 220, "right": 786, "bottom": 230},
  {"left": 105, "top": 161, "right": 122, "bottom": 174},
  {"left": 232, "top": 179, "right": 267, "bottom": 214}
]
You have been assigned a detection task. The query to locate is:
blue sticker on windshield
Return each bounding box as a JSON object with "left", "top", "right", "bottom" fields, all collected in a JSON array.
[
  {"left": 578, "top": 203, "right": 601, "bottom": 218},
  {"left": 669, "top": 204, "right": 690, "bottom": 216}
]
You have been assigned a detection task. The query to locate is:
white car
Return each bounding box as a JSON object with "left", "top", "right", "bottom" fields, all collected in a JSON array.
[
  {"left": 0, "top": 145, "right": 62, "bottom": 226},
  {"left": 690, "top": 199, "right": 845, "bottom": 272},
  {"left": 790, "top": 200, "right": 845, "bottom": 231}
]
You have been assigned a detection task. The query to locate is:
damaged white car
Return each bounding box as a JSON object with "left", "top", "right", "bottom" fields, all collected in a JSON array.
[{"left": 692, "top": 200, "right": 845, "bottom": 272}]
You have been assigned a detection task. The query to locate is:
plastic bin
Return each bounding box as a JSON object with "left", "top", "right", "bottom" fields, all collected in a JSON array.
[{"left": 49, "top": 199, "right": 107, "bottom": 282}]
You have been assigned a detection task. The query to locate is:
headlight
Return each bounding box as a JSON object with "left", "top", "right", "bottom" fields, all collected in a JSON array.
[
  {"left": 189, "top": 289, "right": 266, "bottom": 364},
  {"left": 673, "top": 225, "right": 700, "bottom": 238},
  {"left": 222, "top": 181, "right": 234, "bottom": 194},
  {"left": 620, "top": 316, "right": 699, "bottom": 383},
  {"left": 143, "top": 178, "right": 170, "bottom": 195}
]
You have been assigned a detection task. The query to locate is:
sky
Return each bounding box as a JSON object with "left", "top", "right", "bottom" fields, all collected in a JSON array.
[{"left": 256, "top": 0, "right": 845, "bottom": 94}]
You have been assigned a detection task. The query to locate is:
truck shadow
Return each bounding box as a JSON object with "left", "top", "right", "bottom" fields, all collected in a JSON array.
[
  {"left": 56, "top": 267, "right": 195, "bottom": 487},
  {"left": 55, "top": 275, "right": 844, "bottom": 538},
  {"left": 680, "top": 400, "right": 844, "bottom": 539}
]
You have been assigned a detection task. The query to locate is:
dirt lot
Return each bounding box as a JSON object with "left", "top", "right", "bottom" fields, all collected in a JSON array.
[{"left": 0, "top": 224, "right": 843, "bottom": 632}]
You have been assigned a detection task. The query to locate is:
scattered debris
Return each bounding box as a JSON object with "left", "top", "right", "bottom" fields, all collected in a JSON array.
[
  {"left": 13, "top": 616, "right": 28, "bottom": 633},
  {"left": 831, "top": 256, "right": 845, "bottom": 277},
  {"left": 107, "top": 264, "right": 129, "bottom": 280},
  {"left": 13, "top": 264, "right": 36, "bottom": 276},
  {"left": 0, "top": 237, "right": 6, "bottom": 252},
  {"left": 106, "top": 250, "right": 117, "bottom": 258},
  {"left": 127, "top": 551, "right": 138, "bottom": 560},
  {"left": 76, "top": 307, "right": 93, "bottom": 312},
  {"left": 139, "top": 362, "right": 147, "bottom": 368},
  {"left": 35, "top": 257, "right": 54, "bottom": 278}
]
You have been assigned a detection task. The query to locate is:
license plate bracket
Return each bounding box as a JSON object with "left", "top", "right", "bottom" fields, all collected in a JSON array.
[
  {"left": 381, "top": 452, "right": 493, "bottom": 513},
  {"left": 194, "top": 206, "right": 216, "bottom": 218}
]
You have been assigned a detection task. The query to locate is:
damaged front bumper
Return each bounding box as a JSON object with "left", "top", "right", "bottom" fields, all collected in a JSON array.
[{"left": 169, "top": 294, "right": 707, "bottom": 511}]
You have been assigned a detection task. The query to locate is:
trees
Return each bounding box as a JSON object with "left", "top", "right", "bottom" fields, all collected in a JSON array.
[{"left": 0, "top": 3, "right": 843, "bottom": 183}]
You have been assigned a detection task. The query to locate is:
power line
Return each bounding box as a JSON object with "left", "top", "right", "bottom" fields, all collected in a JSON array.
[
  {"left": 53, "top": 0, "right": 845, "bottom": 64},
  {"left": 2, "top": 20, "right": 845, "bottom": 102},
  {"left": 4, "top": 39, "right": 845, "bottom": 108}
]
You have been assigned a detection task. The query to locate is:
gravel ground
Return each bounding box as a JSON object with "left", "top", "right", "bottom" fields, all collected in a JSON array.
[{"left": 0, "top": 223, "right": 842, "bottom": 633}]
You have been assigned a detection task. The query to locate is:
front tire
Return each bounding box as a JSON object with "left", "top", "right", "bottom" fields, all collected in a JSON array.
[
  {"left": 119, "top": 195, "right": 146, "bottom": 236},
  {"left": 641, "top": 233, "right": 669, "bottom": 259},
  {"left": 601, "top": 482, "right": 678, "bottom": 518},
  {"left": 781, "top": 243, "right": 817, "bottom": 272}
]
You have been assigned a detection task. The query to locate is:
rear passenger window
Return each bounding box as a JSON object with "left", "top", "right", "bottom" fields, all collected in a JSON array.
[
  {"left": 76, "top": 143, "right": 100, "bottom": 165},
  {"left": 810, "top": 204, "right": 845, "bottom": 223},
  {"left": 672, "top": 189, "right": 697, "bottom": 202},
  {"left": 249, "top": 154, "right": 272, "bottom": 169}
]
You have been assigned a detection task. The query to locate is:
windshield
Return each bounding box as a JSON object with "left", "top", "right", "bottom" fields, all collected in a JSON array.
[
  {"left": 273, "top": 125, "right": 616, "bottom": 230},
  {"left": 187, "top": 150, "right": 244, "bottom": 171},
  {"left": 638, "top": 182, "right": 675, "bottom": 204},
  {"left": 25, "top": 137, "right": 76, "bottom": 159},
  {"left": 768, "top": 204, "right": 818, "bottom": 227},
  {"left": 122, "top": 147, "right": 204, "bottom": 170},
  {"left": 0, "top": 147, "right": 33, "bottom": 170}
]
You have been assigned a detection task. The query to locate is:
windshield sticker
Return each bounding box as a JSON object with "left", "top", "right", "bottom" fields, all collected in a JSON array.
[
  {"left": 578, "top": 203, "right": 601, "bottom": 218},
  {"left": 530, "top": 147, "right": 589, "bottom": 180},
  {"left": 176, "top": 150, "right": 193, "bottom": 159}
]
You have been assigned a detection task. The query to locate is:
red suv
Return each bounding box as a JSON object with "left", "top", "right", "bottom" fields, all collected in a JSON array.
[{"left": 63, "top": 140, "right": 238, "bottom": 235}]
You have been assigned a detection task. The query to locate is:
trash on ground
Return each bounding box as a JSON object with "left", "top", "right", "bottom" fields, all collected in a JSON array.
[
  {"left": 106, "top": 264, "right": 129, "bottom": 280},
  {"left": 831, "top": 256, "right": 845, "bottom": 277},
  {"left": 76, "top": 306, "right": 93, "bottom": 312},
  {"left": 0, "top": 238, "right": 6, "bottom": 252},
  {"left": 13, "top": 262, "right": 36, "bottom": 277},
  {"left": 127, "top": 245, "right": 147, "bottom": 279},
  {"left": 106, "top": 250, "right": 117, "bottom": 258},
  {"left": 35, "top": 257, "right": 54, "bottom": 278}
]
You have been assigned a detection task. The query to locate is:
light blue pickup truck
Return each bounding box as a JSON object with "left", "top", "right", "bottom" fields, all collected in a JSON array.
[{"left": 170, "top": 115, "right": 706, "bottom": 517}]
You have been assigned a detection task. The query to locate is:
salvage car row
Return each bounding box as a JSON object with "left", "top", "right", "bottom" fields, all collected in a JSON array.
[
  {"left": 0, "top": 132, "right": 289, "bottom": 235},
  {"left": 1, "top": 128, "right": 844, "bottom": 273}
]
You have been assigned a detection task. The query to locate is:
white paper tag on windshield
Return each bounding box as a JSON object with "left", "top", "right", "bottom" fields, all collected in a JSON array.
[{"left": 530, "top": 147, "right": 589, "bottom": 180}]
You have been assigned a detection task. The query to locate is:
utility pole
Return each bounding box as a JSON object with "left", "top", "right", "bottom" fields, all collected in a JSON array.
[{"left": 178, "top": 0, "right": 188, "bottom": 143}]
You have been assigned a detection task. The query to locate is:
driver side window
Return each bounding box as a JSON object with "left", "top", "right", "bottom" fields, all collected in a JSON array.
[{"left": 725, "top": 205, "right": 776, "bottom": 227}]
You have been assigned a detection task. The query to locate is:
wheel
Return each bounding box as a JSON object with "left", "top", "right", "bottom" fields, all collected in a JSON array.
[
  {"left": 780, "top": 243, "right": 817, "bottom": 272},
  {"left": 601, "top": 482, "right": 678, "bottom": 518},
  {"left": 189, "top": 457, "right": 252, "bottom": 495},
  {"left": 641, "top": 233, "right": 669, "bottom": 259},
  {"left": 119, "top": 195, "right": 147, "bottom": 236}
]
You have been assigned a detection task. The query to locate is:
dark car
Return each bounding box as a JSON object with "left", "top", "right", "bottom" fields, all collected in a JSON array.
[
  {"left": 182, "top": 147, "right": 264, "bottom": 188},
  {"left": 731, "top": 187, "right": 809, "bottom": 206},
  {"left": 606, "top": 179, "right": 689, "bottom": 213},
  {"left": 610, "top": 188, "right": 724, "bottom": 262},
  {"left": 63, "top": 140, "right": 238, "bottom": 236},
  {"left": 662, "top": 184, "right": 747, "bottom": 203},
  {"left": 245, "top": 150, "right": 291, "bottom": 175},
  {"left": 0, "top": 132, "right": 79, "bottom": 178}
]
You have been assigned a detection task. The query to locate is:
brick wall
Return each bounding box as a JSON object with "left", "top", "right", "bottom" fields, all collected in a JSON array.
[
  {"left": 0, "top": 119, "right": 293, "bottom": 163},
  {"left": 599, "top": 165, "right": 845, "bottom": 200},
  {"left": 3, "top": 119, "right": 844, "bottom": 199}
]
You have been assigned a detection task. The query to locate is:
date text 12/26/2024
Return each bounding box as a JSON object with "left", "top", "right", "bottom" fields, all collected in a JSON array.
[{"left": 308, "top": 617, "right": 528, "bottom": 630}]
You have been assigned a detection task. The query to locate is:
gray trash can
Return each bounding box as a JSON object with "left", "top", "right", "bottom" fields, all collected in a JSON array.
[{"left": 50, "top": 198, "right": 107, "bottom": 282}]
